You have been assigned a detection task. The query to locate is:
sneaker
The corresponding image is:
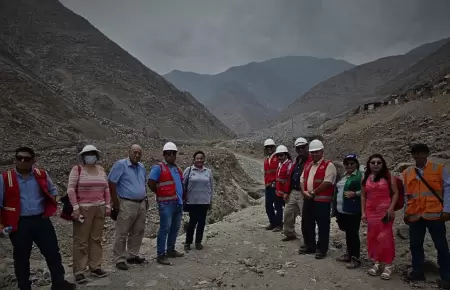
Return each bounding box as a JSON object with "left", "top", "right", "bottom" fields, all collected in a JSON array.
[
  {"left": 90, "top": 268, "right": 108, "bottom": 278},
  {"left": 126, "top": 256, "right": 147, "bottom": 264},
  {"left": 272, "top": 226, "right": 282, "bottom": 232},
  {"left": 281, "top": 235, "right": 296, "bottom": 242},
  {"left": 52, "top": 280, "right": 76, "bottom": 290},
  {"left": 184, "top": 244, "right": 191, "bottom": 251},
  {"left": 195, "top": 243, "right": 204, "bottom": 250},
  {"left": 345, "top": 257, "right": 361, "bottom": 269},
  {"left": 157, "top": 254, "right": 171, "bottom": 265},
  {"left": 167, "top": 250, "right": 184, "bottom": 258},
  {"left": 116, "top": 262, "right": 129, "bottom": 270},
  {"left": 75, "top": 273, "right": 87, "bottom": 284}
]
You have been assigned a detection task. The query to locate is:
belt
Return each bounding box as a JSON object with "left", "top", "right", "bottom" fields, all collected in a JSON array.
[{"left": 120, "top": 197, "right": 146, "bottom": 203}]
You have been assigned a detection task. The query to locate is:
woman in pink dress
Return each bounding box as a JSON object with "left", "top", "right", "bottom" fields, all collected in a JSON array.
[{"left": 361, "top": 154, "right": 399, "bottom": 280}]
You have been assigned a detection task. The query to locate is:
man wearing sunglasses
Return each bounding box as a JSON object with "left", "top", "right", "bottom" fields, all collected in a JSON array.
[
  {"left": 148, "top": 142, "right": 185, "bottom": 265},
  {"left": 0, "top": 147, "right": 76, "bottom": 290}
]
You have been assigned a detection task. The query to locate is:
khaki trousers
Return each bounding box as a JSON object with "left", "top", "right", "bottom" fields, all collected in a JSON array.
[
  {"left": 283, "top": 190, "right": 303, "bottom": 237},
  {"left": 113, "top": 198, "right": 147, "bottom": 263},
  {"left": 73, "top": 205, "right": 106, "bottom": 274}
]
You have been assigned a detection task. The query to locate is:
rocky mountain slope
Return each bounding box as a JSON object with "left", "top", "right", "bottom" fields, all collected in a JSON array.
[
  {"left": 165, "top": 56, "right": 354, "bottom": 134},
  {"left": 0, "top": 0, "right": 233, "bottom": 149}
]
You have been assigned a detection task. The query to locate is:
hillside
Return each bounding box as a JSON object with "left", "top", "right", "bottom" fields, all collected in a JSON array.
[
  {"left": 278, "top": 37, "right": 449, "bottom": 124},
  {"left": 0, "top": 0, "right": 233, "bottom": 148},
  {"left": 164, "top": 56, "right": 354, "bottom": 134}
]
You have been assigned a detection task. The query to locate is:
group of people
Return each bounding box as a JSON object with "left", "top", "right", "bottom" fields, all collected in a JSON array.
[
  {"left": 0, "top": 142, "right": 214, "bottom": 289},
  {"left": 263, "top": 138, "right": 450, "bottom": 288}
]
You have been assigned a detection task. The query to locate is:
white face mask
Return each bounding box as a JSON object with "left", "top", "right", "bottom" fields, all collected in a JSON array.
[{"left": 83, "top": 155, "right": 97, "bottom": 165}]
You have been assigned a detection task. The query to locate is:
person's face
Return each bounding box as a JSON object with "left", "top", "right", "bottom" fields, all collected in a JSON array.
[
  {"left": 411, "top": 151, "right": 429, "bottom": 164},
  {"left": 369, "top": 157, "right": 383, "bottom": 173},
  {"left": 265, "top": 145, "right": 275, "bottom": 155},
  {"left": 15, "top": 151, "right": 34, "bottom": 171},
  {"left": 344, "top": 159, "right": 358, "bottom": 174},
  {"left": 129, "top": 148, "right": 142, "bottom": 163},
  {"left": 194, "top": 153, "right": 205, "bottom": 168},
  {"left": 295, "top": 144, "right": 309, "bottom": 157},
  {"left": 310, "top": 150, "right": 323, "bottom": 162},
  {"left": 164, "top": 151, "right": 177, "bottom": 164},
  {"left": 276, "top": 153, "right": 286, "bottom": 162}
]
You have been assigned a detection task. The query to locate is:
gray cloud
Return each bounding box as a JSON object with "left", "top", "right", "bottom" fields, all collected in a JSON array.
[{"left": 61, "top": 0, "right": 450, "bottom": 74}]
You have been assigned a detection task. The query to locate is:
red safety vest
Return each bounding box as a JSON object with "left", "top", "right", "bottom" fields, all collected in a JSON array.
[
  {"left": 276, "top": 159, "right": 293, "bottom": 197},
  {"left": 156, "top": 162, "right": 183, "bottom": 202},
  {"left": 1, "top": 168, "right": 57, "bottom": 232},
  {"left": 264, "top": 154, "right": 278, "bottom": 186},
  {"left": 303, "top": 160, "right": 334, "bottom": 203}
]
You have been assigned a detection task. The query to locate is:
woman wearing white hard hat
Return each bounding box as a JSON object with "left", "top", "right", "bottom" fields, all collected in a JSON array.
[
  {"left": 66, "top": 145, "right": 110, "bottom": 283},
  {"left": 273, "top": 145, "right": 293, "bottom": 232},
  {"left": 263, "top": 138, "right": 278, "bottom": 230}
]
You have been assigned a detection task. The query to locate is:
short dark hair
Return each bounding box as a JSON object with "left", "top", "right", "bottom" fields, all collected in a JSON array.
[
  {"left": 193, "top": 150, "right": 205, "bottom": 159},
  {"left": 15, "top": 147, "right": 35, "bottom": 158},
  {"left": 410, "top": 143, "right": 430, "bottom": 154}
]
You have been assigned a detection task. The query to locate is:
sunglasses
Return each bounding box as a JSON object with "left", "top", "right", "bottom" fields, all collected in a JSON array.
[
  {"left": 295, "top": 145, "right": 307, "bottom": 150},
  {"left": 276, "top": 153, "right": 284, "bottom": 157},
  {"left": 370, "top": 161, "right": 382, "bottom": 165},
  {"left": 344, "top": 162, "right": 356, "bottom": 166},
  {"left": 16, "top": 155, "right": 33, "bottom": 162},
  {"left": 165, "top": 151, "right": 177, "bottom": 156}
]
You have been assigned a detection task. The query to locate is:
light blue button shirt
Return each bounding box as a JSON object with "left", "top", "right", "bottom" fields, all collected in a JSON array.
[
  {"left": 148, "top": 162, "right": 183, "bottom": 205},
  {"left": 0, "top": 169, "right": 58, "bottom": 216},
  {"left": 108, "top": 158, "right": 147, "bottom": 200}
]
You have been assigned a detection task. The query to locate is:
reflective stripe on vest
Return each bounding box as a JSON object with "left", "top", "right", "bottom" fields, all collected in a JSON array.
[
  {"left": 303, "top": 160, "right": 334, "bottom": 203},
  {"left": 156, "top": 163, "right": 179, "bottom": 202}
]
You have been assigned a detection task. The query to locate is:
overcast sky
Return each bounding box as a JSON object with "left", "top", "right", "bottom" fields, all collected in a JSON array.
[{"left": 61, "top": 0, "right": 450, "bottom": 75}]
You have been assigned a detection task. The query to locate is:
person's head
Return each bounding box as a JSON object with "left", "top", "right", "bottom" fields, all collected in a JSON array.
[
  {"left": 128, "top": 144, "right": 142, "bottom": 164},
  {"left": 362, "top": 153, "right": 389, "bottom": 185},
  {"left": 294, "top": 137, "right": 309, "bottom": 158},
  {"left": 343, "top": 154, "right": 359, "bottom": 174},
  {"left": 193, "top": 151, "right": 205, "bottom": 168},
  {"left": 275, "top": 145, "right": 290, "bottom": 162},
  {"left": 308, "top": 139, "right": 324, "bottom": 163},
  {"left": 264, "top": 138, "right": 276, "bottom": 155},
  {"left": 15, "top": 147, "right": 35, "bottom": 171},
  {"left": 163, "top": 142, "right": 177, "bottom": 164},
  {"left": 79, "top": 145, "right": 101, "bottom": 165},
  {"left": 410, "top": 143, "right": 430, "bottom": 166}
]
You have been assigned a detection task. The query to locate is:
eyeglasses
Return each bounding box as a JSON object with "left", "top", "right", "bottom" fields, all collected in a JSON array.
[
  {"left": 16, "top": 155, "right": 32, "bottom": 162},
  {"left": 370, "top": 161, "right": 382, "bottom": 165}
]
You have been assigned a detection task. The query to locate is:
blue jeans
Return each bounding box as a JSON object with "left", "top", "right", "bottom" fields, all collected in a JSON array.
[
  {"left": 265, "top": 187, "right": 284, "bottom": 227},
  {"left": 409, "top": 218, "right": 450, "bottom": 281},
  {"left": 157, "top": 203, "right": 183, "bottom": 256}
]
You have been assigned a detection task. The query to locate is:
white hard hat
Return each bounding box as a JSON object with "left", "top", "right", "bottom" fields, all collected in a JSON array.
[
  {"left": 163, "top": 142, "right": 178, "bottom": 151},
  {"left": 275, "top": 145, "right": 288, "bottom": 154},
  {"left": 309, "top": 139, "right": 324, "bottom": 152},
  {"left": 79, "top": 145, "right": 101, "bottom": 155},
  {"left": 294, "top": 137, "right": 308, "bottom": 147},
  {"left": 264, "top": 138, "right": 275, "bottom": 146}
]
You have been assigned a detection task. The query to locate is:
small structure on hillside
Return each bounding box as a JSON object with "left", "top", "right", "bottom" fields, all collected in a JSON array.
[{"left": 363, "top": 102, "right": 383, "bottom": 111}]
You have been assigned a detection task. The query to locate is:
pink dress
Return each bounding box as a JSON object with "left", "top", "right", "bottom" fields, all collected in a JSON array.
[{"left": 364, "top": 175, "right": 395, "bottom": 264}]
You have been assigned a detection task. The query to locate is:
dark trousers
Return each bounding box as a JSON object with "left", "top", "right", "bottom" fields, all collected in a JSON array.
[
  {"left": 302, "top": 199, "right": 331, "bottom": 253},
  {"left": 409, "top": 218, "right": 450, "bottom": 281},
  {"left": 9, "top": 216, "right": 65, "bottom": 290},
  {"left": 336, "top": 212, "right": 361, "bottom": 259},
  {"left": 185, "top": 204, "right": 209, "bottom": 245},
  {"left": 265, "top": 187, "right": 284, "bottom": 227}
]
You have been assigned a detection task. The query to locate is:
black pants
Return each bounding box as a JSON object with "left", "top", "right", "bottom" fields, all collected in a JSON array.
[
  {"left": 336, "top": 212, "right": 361, "bottom": 259},
  {"left": 185, "top": 204, "right": 209, "bottom": 244},
  {"left": 9, "top": 215, "right": 65, "bottom": 290},
  {"left": 302, "top": 199, "right": 331, "bottom": 253}
]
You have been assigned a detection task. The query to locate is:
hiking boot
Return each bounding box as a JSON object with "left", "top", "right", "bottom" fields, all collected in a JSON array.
[
  {"left": 157, "top": 254, "right": 171, "bottom": 265},
  {"left": 184, "top": 244, "right": 191, "bottom": 251},
  {"left": 281, "top": 235, "right": 296, "bottom": 242},
  {"left": 52, "top": 280, "right": 76, "bottom": 290},
  {"left": 75, "top": 273, "right": 87, "bottom": 284},
  {"left": 195, "top": 243, "right": 204, "bottom": 250},
  {"left": 315, "top": 252, "right": 327, "bottom": 259},
  {"left": 272, "top": 226, "right": 282, "bottom": 232},
  {"left": 167, "top": 250, "right": 184, "bottom": 258},
  {"left": 345, "top": 257, "right": 361, "bottom": 269},
  {"left": 126, "top": 256, "right": 147, "bottom": 264},
  {"left": 437, "top": 279, "right": 450, "bottom": 289},
  {"left": 90, "top": 268, "right": 108, "bottom": 278},
  {"left": 336, "top": 254, "right": 350, "bottom": 263},
  {"left": 404, "top": 271, "right": 426, "bottom": 282},
  {"left": 116, "top": 262, "right": 129, "bottom": 270},
  {"left": 265, "top": 224, "right": 275, "bottom": 230}
]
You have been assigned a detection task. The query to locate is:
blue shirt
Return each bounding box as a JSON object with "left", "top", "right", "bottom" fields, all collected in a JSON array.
[
  {"left": 148, "top": 162, "right": 183, "bottom": 205},
  {"left": 108, "top": 158, "right": 147, "bottom": 200},
  {"left": 0, "top": 169, "right": 58, "bottom": 216}
]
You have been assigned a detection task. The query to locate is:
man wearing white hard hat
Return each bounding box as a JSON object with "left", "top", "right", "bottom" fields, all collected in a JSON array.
[
  {"left": 282, "top": 137, "right": 312, "bottom": 242},
  {"left": 263, "top": 138, "right": 279, "bottom": 230},
  {"left": 299, "top": 139, "right": 337, "bottom": 259},
  {"left": 148, "top": 142, "right": 185, "bottom": 265},
  {"left": 108, "top": 144, "right": 147, "bottom": 270}
]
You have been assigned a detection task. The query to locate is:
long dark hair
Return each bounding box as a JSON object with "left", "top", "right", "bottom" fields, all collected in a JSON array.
[{"left": 362, "top": 153, "right": 389, "bottom": 186}]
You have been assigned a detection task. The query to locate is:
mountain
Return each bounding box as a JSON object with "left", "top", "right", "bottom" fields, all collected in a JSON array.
[
  {"left": 0, "top": 0, "right": 233, "bottom": 151},
  {"left": 164, "top": 56, "right": 354, "bottom": 134},
  {"left": 279, "top": 37, "right": 450, "bottom": 123}
]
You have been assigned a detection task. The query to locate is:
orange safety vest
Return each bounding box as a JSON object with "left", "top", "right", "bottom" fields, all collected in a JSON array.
[
  {"left": 156, "top": 162, "right": 183, "bottom": 202},
  {"left": 276, "top": 159, "right": 293, "bottom": 197},
  {"left": 303, "top": 160, "right": 334, "bottom": 203},
  {"left": 403, "top": 162, "right": 444, "bottom": 222},
  {"left": 1, "top": 168, "right": 57, "bottom": 232},
  {"left": 264, "top": 154, "right": 278, "bottom": 187}
]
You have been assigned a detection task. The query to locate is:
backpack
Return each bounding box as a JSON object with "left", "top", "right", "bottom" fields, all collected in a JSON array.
[{"left": 387, "top": 173, "right": 405, "bottom": 211}]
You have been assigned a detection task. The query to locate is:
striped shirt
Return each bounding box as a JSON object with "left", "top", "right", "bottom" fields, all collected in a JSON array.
[{"left": 67, "top": 165, "right": 111, "bottom": 210}]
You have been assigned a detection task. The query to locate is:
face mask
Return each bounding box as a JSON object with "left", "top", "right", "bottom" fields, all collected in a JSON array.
[{"left": 83, "top": 155, "right": 97, "bottom": 165}]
